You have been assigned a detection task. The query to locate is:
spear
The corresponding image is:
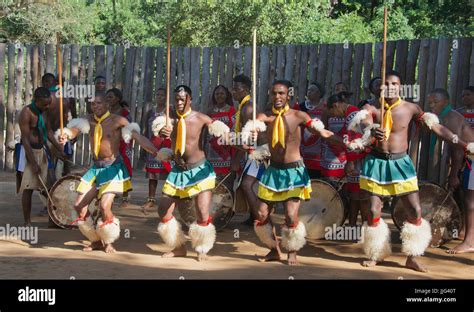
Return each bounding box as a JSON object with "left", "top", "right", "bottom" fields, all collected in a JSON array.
[
  {"left": 252, "top": 28, "right": 257, "bottom": 133},
  {"left": 380, "top": 7, "right": 388, "bottom": 131},
  {"left": 165, "top": 28, "right": 171, "bottom": 127},
  {"left": 56, "top": 32, "right": 64, "bottom": 135}
]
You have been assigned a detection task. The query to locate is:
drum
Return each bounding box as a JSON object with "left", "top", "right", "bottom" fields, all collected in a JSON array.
[
  {"left": 391, "top": 182, "right": 462, "bottom": 247},
  {"left": 47, "top": 175, "right": 98, "bottom": 229},
  {"left": 174, "top": 178, "right": 235, "bottom": 231},
  {"left": 264, "top": 179, "right": 347, "bottom": 239}
]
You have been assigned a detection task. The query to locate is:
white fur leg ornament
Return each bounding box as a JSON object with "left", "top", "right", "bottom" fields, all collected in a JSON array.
[
  {"left": 347, "top": 109, "right": 370, "bottom": 133},
  {"left": 96, "top": 217, "right": 121, "bottom": 244},
  {"left": 155, "top": 147, "right": 174, "bottom": 162},
  {"left": 249, "top": 144, "right": 271, "bottom": 161},
  {"left": 77, "top": 218, "right": 101, "bottom": 242},
  {"left": 254, "top": 221, "right": 278, "bottom": 249},
  {"left": 281, "top": 222, "right": 307, "bottom": 252},
  {"left": 421, "top": 112, "right": 440, "bottom": 130},
  {"left": 67, "top": 118, "right": 90, "bottom": 134},
  {"left": 401, "top": 219, "right": 432, "bottom": 257},
  {"left": 188, "top": 222, "right": 216, "bottom": 254},
  {"left": 157, "top": 217, "right": 186, "bottom": 249},
  {"left": 362, "top": 218, "right": 392, "bottom": 261},
  {"left": 151, "top": 115, "right": 173, "bottom": 137},
  {"left": 121, "top": 122, "right": 141, "bottom": 144},
  {"left": 208, "top": 120, "right": 230, "bottom": 137}
]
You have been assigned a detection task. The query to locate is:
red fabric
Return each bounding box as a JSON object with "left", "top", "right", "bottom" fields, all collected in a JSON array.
[
  {"left": 146, "top": 133, "right": 172, "bottom": 174},
  {"left": 299, "top": 101, "right": 326, "bottom": 171},
  {"left": 207, "top": 107, "right": 235, "bottom": 173},
  {"left": 119, "top": 108, "right": 133, "bottom": 177},
  {"left": 369, "top": 217, "right": 380, "bottom": 227},
  {"left": 197, "top": 216, "right": 213, "bottom": 226},
  {"left": 161, "top": 216, "right": 174, "bottom": 223},
  {"left": 345, "top": 182, "right": 360, "bottom": 193}
]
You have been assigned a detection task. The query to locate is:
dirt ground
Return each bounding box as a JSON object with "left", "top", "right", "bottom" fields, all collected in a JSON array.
[{"left": 0, "top": 171, "right": 472, "bottom": 280}]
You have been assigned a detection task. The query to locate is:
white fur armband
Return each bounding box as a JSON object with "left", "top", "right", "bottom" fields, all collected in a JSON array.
[
  {"left": 121, "top": 122, "right": 141, "bottom": 144},
  {"left": 347, "top": 109, "right": 370, "bottom": 133},
  {"left": 346, "top": 123, "right": 379, "bottom": 152},
  {"left": 208, "top": 120, "right": 230, "bottom": 137},
  {"left": 308, "top": 118, "right": 325, "bottom": 131},
  {"left": 421, "top": 112, "right": 439, "bottom": 130},
  {"left": 67, "top": 118, "right": 90, "bottom": 134},
  {"left": 151, "top": 115, "right": 172, "bottom": 137},
  {"left": 467, "top": 143, "right": 474, "bottom": 154},
  {"left": 249, "top": 144, "right": 271, "bottom": 161},
  {"left": 155, "top": 148, "right": 174, "bottom": 161},
  {"left": 242, "top": 119, "right": 267, "bottom": 134},
  {"left": 54, "top": 128, "right": 73, "bottom": 142}
]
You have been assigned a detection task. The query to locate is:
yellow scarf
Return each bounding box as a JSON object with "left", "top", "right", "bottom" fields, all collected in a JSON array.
[
  {"left": 93, "top": 111, "right": 111, "bottom": 158},
  {"left": 272, "top": 104, "right": 289, "bottom": 148},
  {"left": 381, "top": 97, "right": 402, "bottom": 141},
  {"left": 235, "top": 95, "right": 251, "bottom": 133},
  {"left": 175, "top": 108, "right": 192, "bottom": 156}
]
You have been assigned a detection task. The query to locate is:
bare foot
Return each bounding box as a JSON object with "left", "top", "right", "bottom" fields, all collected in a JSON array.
[
  {"left": 119, "top": 200, "right": 130, "bottom": 209},
  {"left": 104, "top": 243, "right": 117, "bottom": 253},
  {"left": 197, "top": 253, "right": 208, "bottom": 262},
  {"left": 405, "top": 256, "right": 428, "bottom": 273},
  {"left": 446, "top": 241, "right": 474, "bottom": 254},
  {"left": 287, "top": 251, "right": 298, "bottom": 265},
  {"left": 362, "top": 260, "right": 379, "bottom": 267},
  {"left": 142, "top": 200, "right": 157, "bottom": 213},
  {"left": 257, "top": 249, "right": 281, "bottom": 262},
  {"left": 83, "top": 241, "right": 104, "bottom": 252},
  {"left": 162, "top": 245, "right": 187, "bottom": 258}
]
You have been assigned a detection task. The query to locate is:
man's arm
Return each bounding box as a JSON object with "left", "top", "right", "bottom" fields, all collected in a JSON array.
[
  {"left": 118, "top": 116, "right": 158, "bottom": 155},
  {"left": 299, "top": 111, "right": 336, "bottom": 141},
  {"left": 416, "top": 105, "right": 469, "bottom": 148},
  {"left": 45, "top": 114, "right": 67, "bottom": 159},
  {"left": 18, "top": 109, "right": 40, "bottom": 174}
]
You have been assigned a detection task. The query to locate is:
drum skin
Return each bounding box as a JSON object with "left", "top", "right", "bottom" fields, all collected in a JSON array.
[
  {"left": 391, "top": 182, "right": 462, "bottom": 247},
  {"left": 174, "top": 182, "right": 234, "bottom": 231},
  {"left": 47, "top": 175, "right": 98, "bottom": 229},
  {"left": 259, "top": 179, "right": 347, "bottom": 239}
]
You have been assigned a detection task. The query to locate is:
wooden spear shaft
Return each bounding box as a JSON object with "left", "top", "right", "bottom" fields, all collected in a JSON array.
[
  {"left": 56, "top": 33, "right": 64, "bottom": 135},
  {"left": 165, "top": 28, "right": 171, "bottom": 127},
  {"left": 252, "top": 28, "right": 257, "bottom": 130},
  {"left": 380, "top": 7, "right": 388, "bottom": 128}
]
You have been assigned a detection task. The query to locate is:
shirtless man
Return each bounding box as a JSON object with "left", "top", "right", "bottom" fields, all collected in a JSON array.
[
  {"left": 428, "top": 88, "right": 474, "bottom": 254},
  {"left": 249, "top": 80, "right": 337, "bottom": 265},
  {"left": 41, "top": 73, "right": 77, "bottom": 177},
  {"left": 230, "top": 74, "right": 264, "bottom": 225},
  {"left": 17, "top": 87, "right": 66, "bottom": 226},
  {"left": 348, "top": 71, "right": 472, "bottom": 272},
  {"left": 153, "top": 85, "right": 230, "bottom": 261},
  {"left": 58, "top": 91, "right": 159, "bottom": 253}
]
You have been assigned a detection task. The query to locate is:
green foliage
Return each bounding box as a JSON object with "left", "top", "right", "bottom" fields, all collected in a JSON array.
[{"left": 0, "top": 0, "right": 472, "bottom": 46}]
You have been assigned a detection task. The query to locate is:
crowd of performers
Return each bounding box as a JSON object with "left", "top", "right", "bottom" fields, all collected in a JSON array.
[{"left": 13, "top": 70, "right": 474, "bottom": 270}]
